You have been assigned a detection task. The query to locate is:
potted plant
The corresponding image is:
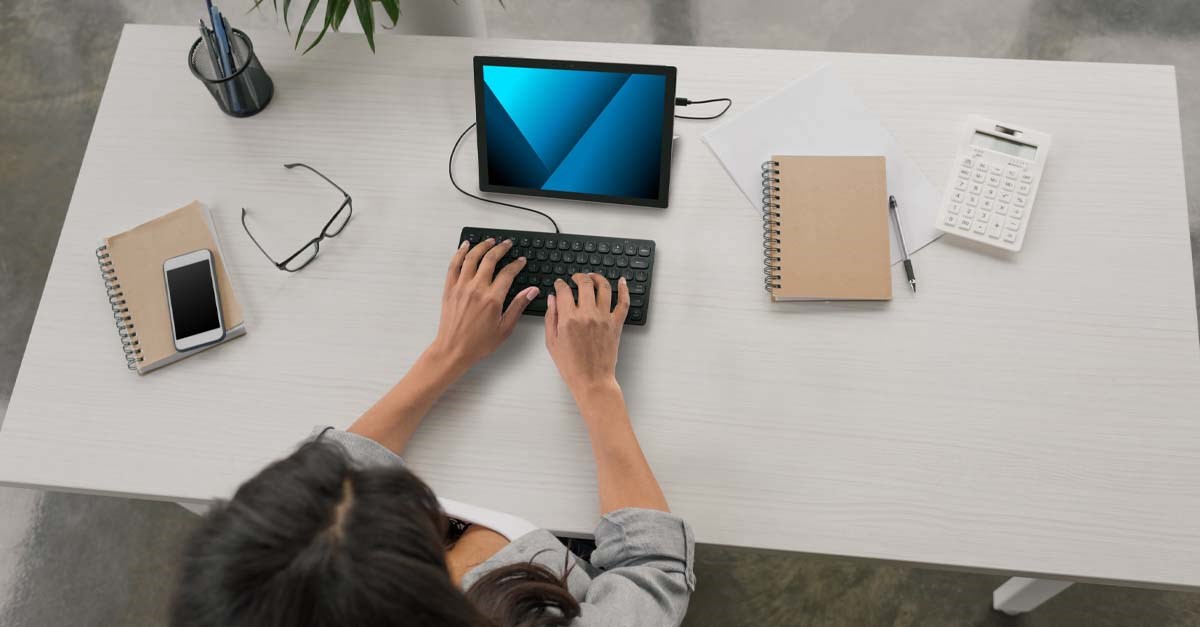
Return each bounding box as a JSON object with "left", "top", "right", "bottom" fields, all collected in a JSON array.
[{"left": 254, "top": 0, "right": 488, "bottom": 53}]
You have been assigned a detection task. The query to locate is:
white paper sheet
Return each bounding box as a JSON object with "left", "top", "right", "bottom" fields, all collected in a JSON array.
[{"left": 702, "top": 65, "right": 942, "bottom": 264}]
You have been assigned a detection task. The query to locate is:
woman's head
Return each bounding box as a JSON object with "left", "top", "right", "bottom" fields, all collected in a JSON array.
[{"left": 171, "top": 440, "right": 579, "bottom": 627}]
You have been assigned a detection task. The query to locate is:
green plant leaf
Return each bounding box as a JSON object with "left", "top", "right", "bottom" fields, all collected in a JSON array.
[
  {"left": 378, "top": 0, "right": 399, "bottom": 26},
  {"left": 353, "top": 0, "right": 375, "bottom": 52},
  {"left": 332, "top": 0, "right": 351, "bottom": 31},
  {"left": 295, "top": 0, "right": 321, "bottom": 49},
  {"left": 282, "top": 0, "right": 293, "bottom": 32},
  {"left": 302, "top": 0, "right": 342, "bottom": 53}
]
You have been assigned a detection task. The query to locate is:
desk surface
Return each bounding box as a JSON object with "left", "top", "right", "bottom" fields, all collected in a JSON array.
[{"left": 3, "top": 24, "right": 1198, "bottom": 590}]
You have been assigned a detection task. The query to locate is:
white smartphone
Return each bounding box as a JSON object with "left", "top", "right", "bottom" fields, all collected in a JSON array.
[{"left": 163, "top": 249, "right": 226, "bottom": 351}]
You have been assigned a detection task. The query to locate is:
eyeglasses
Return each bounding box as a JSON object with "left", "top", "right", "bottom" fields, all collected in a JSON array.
[{"left": 241, "top": 163, "right": 353, "bottom": 272}]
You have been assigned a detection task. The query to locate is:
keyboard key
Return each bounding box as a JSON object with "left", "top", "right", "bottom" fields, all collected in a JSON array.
[
  {"left": 631, "top": 296, "right": 645, "bottom": 308},
  {"left": 631, "top": 283, "right": 646, "bottom": 294},
  {"left": 589, "top": 254, "right": 601, "bottom": 265},
  {"left": 555, "top": 264, "right": 566, "bottom": 275},
  {"left": 635, "top": 270, "right": 647, "bottom": 281},
  {"left": 468, "top": 233, "right": 480, "bottom": 244},
  {"left": 638, "top": 246, "right": 652, "bottom": 257},
  {"left": 598, "top": 242, "right": 611, "bottom": 253},
  {"left": 606, "top": 268, "right": 619, "bottom": 279},
  {"left": 631, "top": 258, "right": 649, "bottom": 269},
  {"left": 540, "top": 277, "right": 554, "bottom": 287},
  {"left": 549, "top": 251, "right": 560, "bottom": 262},
  {"left": 562, "top": 252, "right": 574, "bottom": 263},
  {"left": 612, "top": 243, "right": 624, "bottom": 255},
  {"left": 572, "top": 241, "right": 583, "bottom": 252},
  {"left": 520, "top": 237, "right": 531, "bottom": 247},
  {"left": 532, "top": 238, "right": 543, "bottom": 247},
  {"left": 536, "top": 250, "right": 548, "bottom": 261},
  {"left": 616, "top": 256, "right": 629, "bottom": 268},
  {"left": 602, "top": 255, "right": 615, "bottom": 266},
  {"left": 630, "top": 309, "right": 644, "bottom": 322},
  {"left": 622, "top": 269, "right": 634, "bottom": 280},
  {"left": 585, "top": 241, "right": 596, "bottom": 252}
]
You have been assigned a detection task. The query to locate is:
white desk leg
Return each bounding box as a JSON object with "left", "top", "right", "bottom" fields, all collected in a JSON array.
[
  {"left": 992, "top": 577, "right": 1073, "bottom": 615},
  {"left": 177, "top": 501, "right": 211, "bottom": 516}
]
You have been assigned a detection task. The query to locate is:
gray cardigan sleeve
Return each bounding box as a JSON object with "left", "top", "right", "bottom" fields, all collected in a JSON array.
[
  {"left": 309, "top": 426, "right": 404, "bottom": 468},
  {"left": 577, "top": 508, "right": 696, "bottom": 627}
]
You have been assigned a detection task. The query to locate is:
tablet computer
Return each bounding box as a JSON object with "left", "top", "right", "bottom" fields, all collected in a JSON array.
[{"left": 473, "top": 56, "right": 677, "bottom": 208}]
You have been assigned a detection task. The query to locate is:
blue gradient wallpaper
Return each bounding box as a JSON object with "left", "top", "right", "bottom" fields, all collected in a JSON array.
[{"left": 482, "top": 65, "right": 666, "bottom": 200}]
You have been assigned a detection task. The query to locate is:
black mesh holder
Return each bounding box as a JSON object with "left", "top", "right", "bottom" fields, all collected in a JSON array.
[{"left": 188, "top": 29, "right": 273, "bottom": 118}]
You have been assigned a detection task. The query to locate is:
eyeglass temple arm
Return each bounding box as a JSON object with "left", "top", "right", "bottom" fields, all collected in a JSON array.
[
  {"left": 284, "top": 162, "right": 351, "bottom": 198},
  {"left": 240, "top": 208, "right": 285, "bottom": 268}
]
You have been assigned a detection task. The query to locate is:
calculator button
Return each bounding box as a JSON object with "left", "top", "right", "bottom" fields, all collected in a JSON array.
[
  {"left": 1003, "top": 231, "right": 1017, "bottom": 243},
  {"left": 995, "top": 204, "right": 1009, "bottom": 216},
  {"left": 1014, "top": 195, "right": 1027, "bottom": 207},
  {"left": 947, "top": 203, "right": 961, "bottom": 214},
  {"left": 972, "top": 172, "right": 986, "bottom": 183},
  {"left": 1003, "top": 179, "right": 1016, "bottom": 192},
  {"left": 966, "top": 195, "right": 979, "bottom": 206},
  {"left": 1020, "top": 173, "right": 1034, "bottom": 184},
  {"left": 979, "top": 211, "right": 992, "bottom": 223},
  {"left": 976, "top": 161, "right": 988, "bottom": 171},
  {"left": 987, "top": 175, "right": 1001, "bottom": 187},
  {"left": 990, "top": 165, "right": 1003, "bottom": 175},
  {"left": 1011, "top": 208, "right": 1025, "bottom": 219},
  {"left": 1018, "top": 183, "right": 1031, "bottom": 194},
  {"left": 969, "top": 183, "right": 983, "bottom": 195},
  {"left": 1005, "top": 167, "right": 1019, "bottom": 179},
  {"left": 952, "top": 191, "right": 965, "bottom": 203},
  {"left": 999, "top": 191, "right": 1013, "bottom": 204},
  {"left": 958, "top": 219, "right": 972, "bottom": 231},
  {"left": 963, "top": 206, "right": 976, "bottom": 218},
  {"left": 983, "top": 188, "right": 997, "bottom": 199},
  {"left": 988, "top": 222, "right": 1002, "bottom": 239},
  {"left": 944, "top": 215, "right": 958, "bottom": 227},
  {"left": 958, "top": 167, "right": 971, "bottom": 179},
  {"left": 1006, "top": 217, "right": 1021, "bottom": 230},
  {"left": 955, "top": 179, "right": 967, "bottom": 190},
  {"left": 973, "top": 222, "right": 987, "bottom": 234},
  {"left": 962, "top": 158, "right": 973, "bottom": 168}
]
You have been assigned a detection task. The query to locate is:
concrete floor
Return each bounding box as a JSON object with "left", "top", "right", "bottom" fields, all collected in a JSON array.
[{"left": 2, "top": 0, "right": 1199, "bottom": 625}]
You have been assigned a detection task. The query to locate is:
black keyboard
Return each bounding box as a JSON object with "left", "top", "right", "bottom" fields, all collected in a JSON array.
[{"left": 459, "top": 227, "right": 655, "bottom": 325}]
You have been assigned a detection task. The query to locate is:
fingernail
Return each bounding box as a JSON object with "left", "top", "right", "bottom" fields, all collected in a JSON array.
[
  {"left": 460, "top": 240, "right": 468, "bottom": 249},
  {"left": 527, "top": 287, "right": 539, "bottom": 300},
  {"left": 620, "top": 276, "right": 627, "bottom": 285},
  {"left": 485, "top": 238, "right": 495, "bottom": 244},
  {"left": 504, "top": 239, "right": 514, "bottom": 246}
]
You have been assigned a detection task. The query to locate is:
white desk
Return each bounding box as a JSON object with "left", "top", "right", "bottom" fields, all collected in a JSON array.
[{"left": 3, "top": 25, "right": 1199, "bottom": 608}]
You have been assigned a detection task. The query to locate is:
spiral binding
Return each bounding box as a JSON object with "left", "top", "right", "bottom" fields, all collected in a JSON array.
[
  {"left": 761, "top": 160, "right": 782, "bottom": 292},
  {"left": 96, "top": 245, "right": 142, "bottom": 370}
]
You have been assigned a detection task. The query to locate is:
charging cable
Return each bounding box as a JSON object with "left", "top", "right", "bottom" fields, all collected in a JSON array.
[{"left": 674, "top": 97, "right": 733, "bottom": 120}]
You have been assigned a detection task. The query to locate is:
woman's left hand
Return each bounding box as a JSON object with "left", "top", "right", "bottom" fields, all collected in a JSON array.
[{"left": 430, "top": 238, "right": 539, "bottom": 371}]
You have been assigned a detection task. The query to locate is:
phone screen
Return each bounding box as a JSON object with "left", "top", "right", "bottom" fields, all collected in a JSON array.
[{"left": 166, "top": 260, "right": 220, "bottom": 339}]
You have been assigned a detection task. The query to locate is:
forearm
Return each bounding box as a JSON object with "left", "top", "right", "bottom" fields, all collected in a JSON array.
[
  {"left": 348, "top": 346, "right": 467, "bottom": 454},
  {"left": 573, "top": 380, "right": 669, "bottom": 514}
]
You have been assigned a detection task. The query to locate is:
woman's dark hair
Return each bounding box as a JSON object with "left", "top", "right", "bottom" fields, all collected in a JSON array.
[{"left": 171, "top": 440, "right": 580, "bottom": 627}]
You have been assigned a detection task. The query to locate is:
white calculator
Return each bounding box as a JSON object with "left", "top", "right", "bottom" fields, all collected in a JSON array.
[{"left": 935, "top": 116, "right": 1051, "bottom": 251}]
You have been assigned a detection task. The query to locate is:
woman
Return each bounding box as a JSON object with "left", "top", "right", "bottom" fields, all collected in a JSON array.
[{"left": 171, "top": 238, "right": 694, "bottom": 627}]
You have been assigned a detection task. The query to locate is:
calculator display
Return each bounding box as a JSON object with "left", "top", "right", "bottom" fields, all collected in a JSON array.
[{"left": 971, "top": 132, "right": 1037, "bottom": 160}]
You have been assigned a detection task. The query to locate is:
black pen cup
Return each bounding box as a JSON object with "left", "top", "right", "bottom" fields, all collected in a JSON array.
[{"left": 188, "top": 29, "right": 273, "bottom": 118}]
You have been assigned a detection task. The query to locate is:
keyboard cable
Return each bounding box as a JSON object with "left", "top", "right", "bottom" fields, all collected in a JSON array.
[{"left": 448, "top": 122, "right": 561, "bottom": 234}]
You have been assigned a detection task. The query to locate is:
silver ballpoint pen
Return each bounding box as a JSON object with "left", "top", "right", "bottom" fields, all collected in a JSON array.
[{"left": 888, "top": 195, "right": 917, "bottom": 293}]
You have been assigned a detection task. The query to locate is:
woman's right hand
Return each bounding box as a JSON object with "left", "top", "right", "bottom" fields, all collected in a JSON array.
[{"left": 544, "top": 273, "right": 629, "bottom": 396}]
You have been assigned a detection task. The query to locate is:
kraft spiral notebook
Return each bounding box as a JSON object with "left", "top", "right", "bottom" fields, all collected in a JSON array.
[
  {"left": 95, "top": 201, "right": 246, "bottom": 373},
  {"left": 762, "top": 156, "right": 892, "bottom": 301}
]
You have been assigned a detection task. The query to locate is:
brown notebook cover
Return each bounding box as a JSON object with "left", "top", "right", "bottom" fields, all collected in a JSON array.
[
  {"left": 763, "top": 156, "right": 892, "bottom": 301},
  {"left": 96, "top": 201, "right": 246, "bottom": 373}
]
